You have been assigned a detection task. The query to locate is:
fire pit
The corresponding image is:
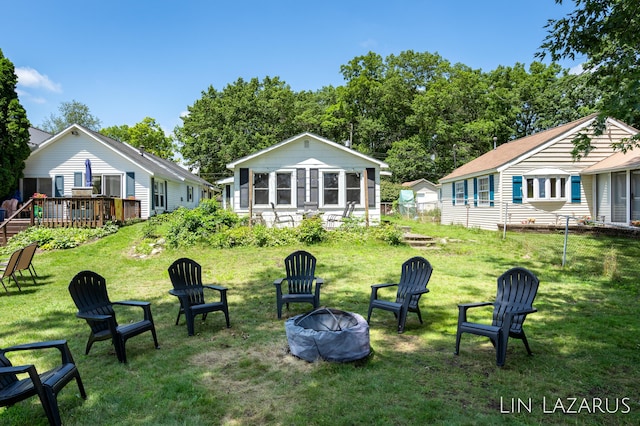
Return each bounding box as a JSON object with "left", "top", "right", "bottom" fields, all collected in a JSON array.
[{"left": 285, "top": 307, "right": 370, "bottom": 362}]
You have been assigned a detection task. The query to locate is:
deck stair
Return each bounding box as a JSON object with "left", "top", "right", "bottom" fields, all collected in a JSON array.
[{"left": 0, "top": 218, "right": 30, "bottom": 246}]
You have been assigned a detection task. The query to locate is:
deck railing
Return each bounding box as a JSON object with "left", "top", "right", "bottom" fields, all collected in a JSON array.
[{"left": 31, "top": 197, "right": 141, "bottom": 228}]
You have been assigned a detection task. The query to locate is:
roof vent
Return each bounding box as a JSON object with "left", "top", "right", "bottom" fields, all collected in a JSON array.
[{"left": 139, "top": 145, "right": 145, "bottom": 156}]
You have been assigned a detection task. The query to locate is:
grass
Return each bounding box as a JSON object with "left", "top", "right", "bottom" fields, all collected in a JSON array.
[{"left": 1, "top": 217, "right": 639, "bottom": 425}]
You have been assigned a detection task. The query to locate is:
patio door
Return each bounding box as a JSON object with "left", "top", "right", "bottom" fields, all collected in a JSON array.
[
  {"left": 611, "top": 171, "right": 627, "bottom": 223},
  {"left": 632, "top": 170, "right": 640, "bottom": 221}
]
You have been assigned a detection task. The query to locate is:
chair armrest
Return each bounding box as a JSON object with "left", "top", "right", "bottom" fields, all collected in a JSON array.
[
  {"left": 76, "top": 312, "right": 113, "bottom": 321},
  {"left": 315, "top": 277, "right": 324, "bottom": 286},
  {"left": 203, "top": 284, "right": 228, "bottom": 292},
  {"left": 0, "top": 364, "right": 38, "bottom": 375},
  {"left": 456, "top": 301, "right": 493, "bottom": 324},
  {"left": 370, "top": 283, "right": 397, "bottom": 299},
  {"left": 1, "top": 340, "right": 74, "bottom": 364},
  {"left": 113, "top": 300, "right": 151, "bottom": 307},
  {"left": 371, "top": 283, "right": 398, "bottom": 289}
]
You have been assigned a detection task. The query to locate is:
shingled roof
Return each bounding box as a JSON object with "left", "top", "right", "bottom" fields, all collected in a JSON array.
[{"left": 439, "top": 114, "right": 598, "bottom": 182}]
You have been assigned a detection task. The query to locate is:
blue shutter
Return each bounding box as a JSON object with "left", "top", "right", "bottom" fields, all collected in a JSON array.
[
  {"left": 54, "top": 175, "right": 64, "bottom": 197},
  {"left": 452, "top": 182, "right": 456, "bottom": 205},
  {"left": 489, "top": 175, "right": 495, "bottom": 207},
  {"left": 473, "top": 178, "right": 478, "bottom": 207},
  {"left": 126, "top": 172, "right": 135, "bottom": 198},
  {"left": 463, "top": 180, "right": 468, "bottom": 205},
  {"left": 512, "top": 176, "right": 523, "bottom": 204},
  {"left": 571, "top": 175, "right": 581, "bottom": 203}
]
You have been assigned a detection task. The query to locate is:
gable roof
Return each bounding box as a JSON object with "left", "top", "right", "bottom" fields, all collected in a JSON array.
[
  {"left": 226, "top": 132, "right": 389, "bottom": 169},
  {"left": 402, "top": 178, "right": 438, "bottom": 190},
  {"left": 33, "top": 124, "right": 213, "bottom": 188},
  {"left": 28, "top": 127, "right": 52, "bottom": 148},
  {"left": 439, "top": 114, "right": 599, "bottom": 182}
]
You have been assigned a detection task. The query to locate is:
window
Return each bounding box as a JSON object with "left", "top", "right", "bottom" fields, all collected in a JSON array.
[
  {"left": 346, "top": 172, "right": 360, "bottom": 204},
  {"left": 254, "top": 173, "right": 269, "bottom": 205},
  {"left": 478, "top": 177, "right": 490, "bottom": 206},
  {"left": 323, "top": 172, "right": 339, "bottom": 205},
  {"left": 23, "top": 178, "right": 52, "bottom": 198},
  {"left": 103, "top": 175, "right": 121, "bottom": 197},
  {"left": 525, "top": 176, "right": 566, "bottom": 201},
  {"left": 154, "top": 181, "right": 165, "bottom": 208},
  {"left": 276, "top": 173, "right": 291, "bottom": 205},
  {"left": 187, "top": 186, "right": 193, "bottom": 202},
  {"left": 455, "top": 181, "right": 465, "bottom": 204}
]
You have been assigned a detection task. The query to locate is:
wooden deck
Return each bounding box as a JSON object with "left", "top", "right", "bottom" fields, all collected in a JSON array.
[{"left": 1, "top": 197, "right": 141, "bottom": 245}]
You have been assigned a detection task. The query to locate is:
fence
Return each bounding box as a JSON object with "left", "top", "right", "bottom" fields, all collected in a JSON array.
[{"left": 500, "top": 203, "right": 640, "bottom": 268}]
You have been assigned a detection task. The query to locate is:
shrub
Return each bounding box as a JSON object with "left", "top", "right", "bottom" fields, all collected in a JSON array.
[{"left": 297, "top": 217, "right": 326, "bottom": 244}]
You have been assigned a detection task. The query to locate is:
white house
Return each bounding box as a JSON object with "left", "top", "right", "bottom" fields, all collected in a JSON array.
[
  {"left": 219, "top": 132, "right": 389, "bottom": 226},
  {"left": 402, "top": 178, "right": 439, "bottom": 211},
  {"left": 22, "top": 124, "right": 214, "bottom": 219},
  {"left": 439, "top": 114, "right": 639, "bottom": 230}
]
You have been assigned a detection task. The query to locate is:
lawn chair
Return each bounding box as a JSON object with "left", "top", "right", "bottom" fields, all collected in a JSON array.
[
  {"left": 168, "top": 258, "right": 231, "bottom": 336},
  {"left": 13, "top": 242, "right": 38, "bottom": 286},
  {"left": 0, "top": 339, "right": 86, "bottom": 426},
  {"left": 274, "top": 250, "right": 323, "bottom": 319},
  {"left": 367, "top": 256, "right": 433, "bottom": 333},
  {"left": 270, "top": 202, "right": 295, "bottom": 227},
  {"left": 454, "top": 267, "right": 539, "bottom": 367},
  {"left": 325, "top": 202, "right": 355, "bottom": 229},
  {"left": 68, "top": 271, "right": 159, "bottom": 363},
  {"left": 0, "top": 248, "right": 23, "bottom": 292}
]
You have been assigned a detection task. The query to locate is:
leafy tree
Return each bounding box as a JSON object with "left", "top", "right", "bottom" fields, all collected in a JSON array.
[
  {"left": 538, "top": 0, "right": 640, "bottom": 155},
  {"left": 175, "top": 76, "right": 299, "bottom": 181},
  {"left": 0, "top": 49, "right": 31, "bottom": 199},
  {"left": 101, "top": 117, "right": 176, "bottom": 160},
  {"left": 41, "top": 100, "right": 101, "bottom": 133}
]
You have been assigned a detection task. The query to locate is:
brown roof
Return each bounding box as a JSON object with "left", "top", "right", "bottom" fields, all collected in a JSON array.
[
  {"left": 582, "top": 148, "right": 640, "bottom": 174},
  {"left": 439, "top": 114, "right": 598, "bottom": 182}
]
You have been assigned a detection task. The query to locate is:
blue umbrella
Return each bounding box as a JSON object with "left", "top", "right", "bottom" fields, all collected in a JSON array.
[{"left": 85, "top": 159, "right": 92, "bottom": 187}]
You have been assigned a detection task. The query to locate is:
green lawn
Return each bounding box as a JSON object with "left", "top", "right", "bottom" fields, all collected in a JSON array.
[{"left": 1, "top": 219, "right": 638, "bottom": 425}]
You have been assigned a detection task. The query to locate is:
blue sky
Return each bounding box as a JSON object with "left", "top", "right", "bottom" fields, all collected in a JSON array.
[{"left": 2, "top": 0, "right": 580, "bottom": 135}]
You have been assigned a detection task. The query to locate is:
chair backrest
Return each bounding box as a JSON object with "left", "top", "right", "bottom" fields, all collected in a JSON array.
[
  {"left": 1, "top": 249, "right": 22, "bottom": 279},
  {"left": 0, "top": 353, "right": 18, "bottom": 391},
  {"left": 284, "top": 250, "right": 316, "bottom": 295},
  {"left": 68, "top": 271, "right": 116, "bottom": 334},
  {"left": 493, "top": 267, "right": 539, "bottom": 332},
  {"left": 346, "top": 201, "right": 356, "bottom": 218},
  {"left": 168, "top": 258, "right": 205, "bottom": 304},
  {"left": 14, "top": 243, "right": 37, "bottom": 273},
  {"left": 396, "top": 256, "right": 433, "bottom": 308}
]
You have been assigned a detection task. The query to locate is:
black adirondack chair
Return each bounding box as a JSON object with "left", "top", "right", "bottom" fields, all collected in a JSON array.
[
  {"left": 0, "top": 248, "right": 22, "bottom": 292},
  {"left": 0, "top": 340, "right": 86, "bottom": 426},
  {"left": 454, "top": 267, "right": 539, "bottom": 367},
  {"left": 68, "top": 271, "right": 159, "bottom": 363},
  {"left": 367, "top": 256, "right": 433, "bottom": 333},
  {"left": 168, "top": 258, "right": 231, "bottom": 336},
  {"left": 274, "top": 250, "right": 323, "bottom": 319}
]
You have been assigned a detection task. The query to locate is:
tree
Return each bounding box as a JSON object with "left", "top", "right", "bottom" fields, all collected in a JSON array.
[
  {"left": 0, "top": 49, "right": 31, "bottom": 199},
  {"left": 100, "top": 117, "right": 176, "bottom": 160},
  {"left": 41, "top": 100, "right": 101, "bottom": 133},
  {"left": 175, "top": 76, "right": 299, "bottom": 181},
  {"left": 538, "top": 0, "right": 640, "bottom": 155}
]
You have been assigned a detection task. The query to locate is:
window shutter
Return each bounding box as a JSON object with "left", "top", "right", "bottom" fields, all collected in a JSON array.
[
  {"left": 473, "top": 178, "right": 478, "bottom": 207},
  {"left": 74, "top": 172, "right": 82, "bottom": 187},
  {"left": 297, "top": 168, "right": 306, "bottom": 208},
  {"left": 571, "top": 175, "right": 581, "bottom": 203},
  {"left": 489, "top": 175, "right": 495, "bottom": 207},
  {"left": 126, "top": 172, "right": 135, "bottom": 198},
  {"left": 239, "top": 168, "right": 249, "bottom": 208},
  {"left": 310, "top": 169, "right": 318, "bottom": 205},
  {"left": 366, "top": 168, "right": 375, "bottom": 207},
  {"left": 55, "top": 175, "right": 64, "bottom": 197},
  {"left": 151, "top": 177, "right": 155, "bottom": 209},
  {"left": 512, "top": 176, "right": 523, "bottom": 204},
  {"left": 452, "top": 182, "right": 456, "bottom": 205},
  {"left": 463, "top": 180, "right": 468, "bottom": 205}
]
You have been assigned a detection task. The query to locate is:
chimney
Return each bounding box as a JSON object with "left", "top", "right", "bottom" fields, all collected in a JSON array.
[
  {"left": 493, "top": 136, "right": 497, "bottom": 150},
  {"left": 139, "top": 145, "right": 145, "bottom": 156}
]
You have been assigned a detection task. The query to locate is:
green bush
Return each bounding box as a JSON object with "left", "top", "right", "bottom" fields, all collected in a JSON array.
[{"left": 297, "top": 217, "right": 326, "bottom": 244}]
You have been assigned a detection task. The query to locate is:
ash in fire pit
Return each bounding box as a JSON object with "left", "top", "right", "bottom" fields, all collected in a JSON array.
[{"left": 285, "top": 307, "right": 370, "bottom": 362}]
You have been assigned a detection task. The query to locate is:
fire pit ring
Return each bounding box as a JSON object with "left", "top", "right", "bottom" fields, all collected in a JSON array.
[{"left": 285, "top": 307, "right": 370, "bottom": 362}]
